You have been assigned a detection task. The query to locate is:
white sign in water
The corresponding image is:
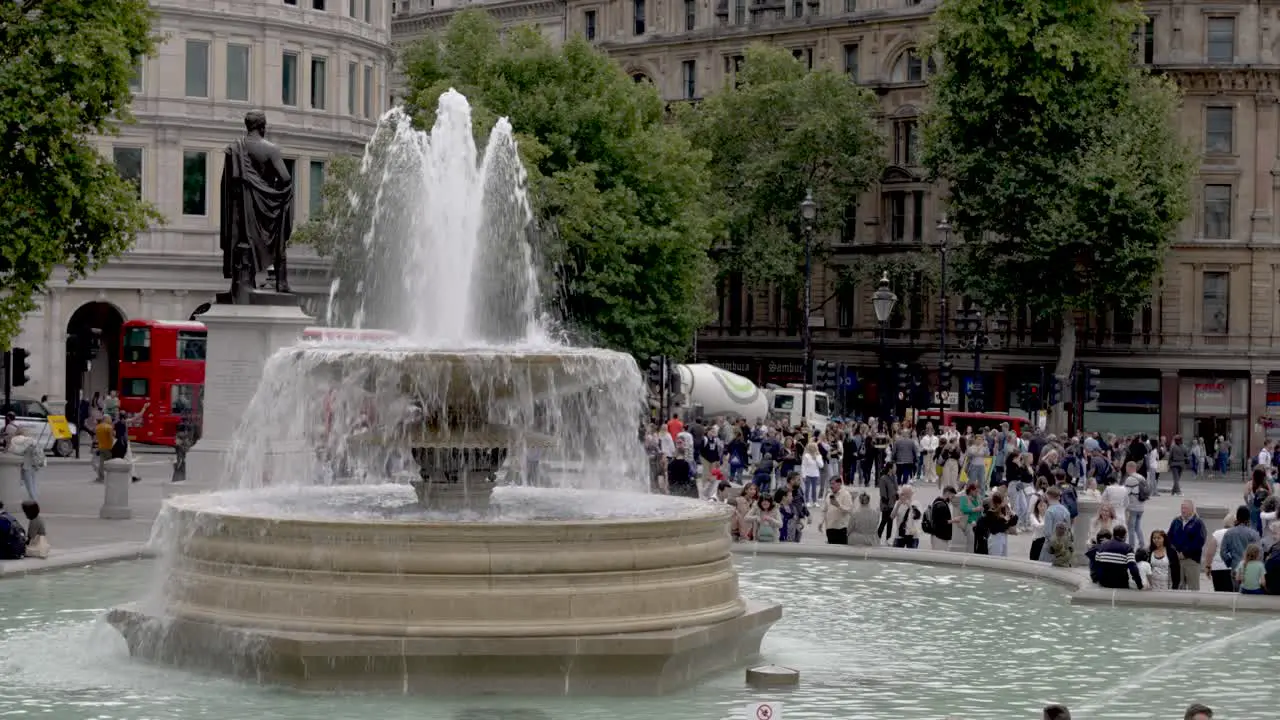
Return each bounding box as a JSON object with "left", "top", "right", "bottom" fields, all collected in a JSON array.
[{"left": 746, "top": 701, "right": 782, "bottom": 720}]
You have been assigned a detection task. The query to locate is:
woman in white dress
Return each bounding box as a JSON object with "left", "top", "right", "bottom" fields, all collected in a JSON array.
[{"left": 920, "top": 425, "right": 939, "bottom": 485}]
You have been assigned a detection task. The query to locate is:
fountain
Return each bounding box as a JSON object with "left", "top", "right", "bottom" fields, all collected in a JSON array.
[{"left": 107, "top": 90, "right": 780, "bottom": 695}]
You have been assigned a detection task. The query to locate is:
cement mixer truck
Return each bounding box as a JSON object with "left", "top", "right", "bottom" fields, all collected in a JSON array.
[{"left": 668, "top": 364, "right": 831, "bottom": 432}]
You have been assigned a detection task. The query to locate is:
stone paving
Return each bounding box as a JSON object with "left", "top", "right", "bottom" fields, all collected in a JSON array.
[{"left": 0, "top": 453, "right": 1261, "bottom": 581}]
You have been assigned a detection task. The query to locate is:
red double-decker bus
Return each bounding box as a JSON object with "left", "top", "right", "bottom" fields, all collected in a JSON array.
[{"left": 119, "top": 319, "right": 207, "bottom": 447}]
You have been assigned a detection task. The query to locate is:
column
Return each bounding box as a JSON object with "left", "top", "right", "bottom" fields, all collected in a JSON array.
[
  {"left": 1252, "top": 94, "right": 1278, "bottom": 241},
  {"left": 1160, "top": 370, "right": 1179, "bottom": 440},
  {"left": 1250, "top": 371, "right": 1267, "bottom": 457}
]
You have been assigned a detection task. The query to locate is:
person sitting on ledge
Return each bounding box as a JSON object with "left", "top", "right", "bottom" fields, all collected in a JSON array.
[{"left": 1087, "top": 525, "right": 1143, "bottom": 590}]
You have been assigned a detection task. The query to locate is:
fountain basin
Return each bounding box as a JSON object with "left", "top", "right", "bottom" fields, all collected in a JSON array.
[{"left": 110, "top": 485, "right": 780, "bottom": 695}]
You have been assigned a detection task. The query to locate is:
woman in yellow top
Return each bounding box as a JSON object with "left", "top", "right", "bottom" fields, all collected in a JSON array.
[{"left": 93, "top": 417, "right": 114, "bottom": 484}]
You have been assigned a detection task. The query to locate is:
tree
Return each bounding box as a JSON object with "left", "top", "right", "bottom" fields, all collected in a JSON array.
[
  {"left": 0, "top": 0, "right": 160, "bottom": 344},
  {"left": 924, "top": 0, "right": 1193, "bottom": 425},
  {"left": 336, "top": 9, "right": 715, "bottom": 359},
  {"left": 684, "top": 45, "right": 884, "bottom": 293}
]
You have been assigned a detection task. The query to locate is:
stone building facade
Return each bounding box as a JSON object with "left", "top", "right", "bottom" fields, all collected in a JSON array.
[
  {"left": 11, "top": 0, "right": 393, "bottom": 409},
  {"left": 564, "top": 0, "right": 1280, "bottom": 459}
]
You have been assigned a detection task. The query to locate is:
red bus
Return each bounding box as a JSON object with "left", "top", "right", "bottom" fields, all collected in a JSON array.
[{"left": 119, "top": 319, "right": 208, "bottom": 447}]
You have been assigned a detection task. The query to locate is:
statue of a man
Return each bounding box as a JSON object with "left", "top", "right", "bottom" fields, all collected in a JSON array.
[{"left": 220, "top": 110, "right": 294, "bottom": 299}]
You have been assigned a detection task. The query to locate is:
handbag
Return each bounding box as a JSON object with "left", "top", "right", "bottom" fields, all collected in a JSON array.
[{"left": 27, "top": 535, "right": 50, "bottom": 559}]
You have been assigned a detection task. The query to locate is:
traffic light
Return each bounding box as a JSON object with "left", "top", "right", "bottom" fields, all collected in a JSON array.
[
  {"left": 1048, "top": 375, "right": 1064, "bottom": 406},
  {"left": 1085, "top": 367, "right": 1101, "bottom": 403},
  {"left": 1027, "top": 383, "right": 1041, "bottom": 413},
  {"left": 10, "top": 347, "right": 30, "bottom": 387},
  {"left": 647, "top": 355, "right": 663, "bottom": 388},
  {"left": 895, "top": 362, "right": 910, "bottom": 394},
  {"left": 1016, "top": 383, "right": 1029, "bottom": 410},
  {"left": 815, "top": 360, "right": 836, "bottom": 394},
  {"left": 938, "top": 360, "right": 953, "bottom": 389}
]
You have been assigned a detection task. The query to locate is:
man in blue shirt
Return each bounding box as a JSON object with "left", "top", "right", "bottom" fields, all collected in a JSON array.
[
  {"left": 1167, "top": 499, "right": 1207, "bottom": 590},
  {"left": 1220, "top": 505, "right": 1260, "bottom": 577},
  {"left": 1038, "top": 485, "right": 1073, "bottom": 562}
]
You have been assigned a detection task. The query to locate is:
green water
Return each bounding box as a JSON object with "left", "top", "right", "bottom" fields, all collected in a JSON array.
[{"left": 0, "top": 556, "right": 1272, "bottom": 719}]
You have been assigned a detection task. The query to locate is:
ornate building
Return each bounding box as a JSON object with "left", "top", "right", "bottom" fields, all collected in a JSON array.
[
  {"left": 556, "top": 0, "right": 1280, "bottom": 457},
  {"left": 11, "top": 0, "right": 394, "bottom": 408}
]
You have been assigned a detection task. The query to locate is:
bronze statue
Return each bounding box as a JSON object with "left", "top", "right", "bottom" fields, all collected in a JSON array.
[{"left": 219, "top": 110, "right": 294, "bottom": 301}]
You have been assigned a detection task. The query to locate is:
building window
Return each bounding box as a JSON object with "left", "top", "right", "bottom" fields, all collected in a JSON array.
[
  {"left": 1132, "top": 18, "right": 1155, "bottom": 64},
  {"left": 113, "top": 147, "right": 143, "bottom": 198},
  {"left": 888, "top": 191, "right": 906, "bottom": 242},
  {"left": 734, "top": 0, "right": 745, "bottom": 25},
  {"left": 1205, "top": 106, "right": 1233, "bottom": 154},
  {"left": 363, "top": 65, "right": 373, "bottom": 117},
  {"left": 893, "top": 119, "right": 919, "bottom": 165},
  {"left": 309, "top": 160, "right": 325, "bottom": 214},
  {"left": 633, "top": 0, "right": 645, "bottom": 35},
  {"left": 792, "top": 0, "right": 802, "bottom": 17},
  {"left": 584, "top": 9, "right": 596, "bottom": 40},
  {"left": 911, "top": 191, "right": 924, "bottom": 242},
  {"left": 843, "top": 0, "right": 855, "bottom": 10},
  {"left": 791, "top": 47, "right": 813, "bottom": 70},
  {"left": 284, "top": 0, "right": 297, "bottom": 4},
  {"left": 182, "top": 150, "right": 207, "bottom": 216},
  {"left": 128, "top": 59, "right": 143, "bottom": 92},
  {"left": 365, "top": 0, "right": 371, "bottom": 21},
  {"left": 684, "top": 0, "right": 695, "bottom": 31},
  {"left": 313, "top": 0, "right": 326, "bottom": 9},
  {"left": 1203, "top": 184, "right": 1231, "bottom": 239},
  {"left": 346, "top": 61, "right": 358, "bottom": 114},
  {"left": 311, "top": 56, "right": 327, "bottom": 110},
  {"left": 891, "top": 49, "right": 923, "bottom": 83},
  {"left": 681, "top": 60, "right": 696, "bottom": 99},
  {"left": 843, "top": 44, "right": 858, "bottom": 81},
  {"left": 724, "top": 54, "right": 745, "bottom": 88},
  {"left": 282, "top": 51, "right": 299, "bottom": 106},
  {"left": 1207, "top": 17, "right": 1235, "bottom": 63},
  {"left": 226, "top": 44, "right": 250, "bottom": 102},
  {"left": 184, "top": 40, "right": 209, "bottom": 98},
  {"left": 1202, "top": 271, "right": 1229, "bottom": 334},
  {"left": 840, "top": 202, "right": 856, "bottom": 243}
]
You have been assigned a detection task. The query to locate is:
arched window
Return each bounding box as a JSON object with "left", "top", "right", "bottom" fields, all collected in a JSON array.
[
  {"left": 631, "top": 72, "right": 651, "bottom": 84},
  {"left": 890, "top": 48, "right": 924, "bottom": 83}
]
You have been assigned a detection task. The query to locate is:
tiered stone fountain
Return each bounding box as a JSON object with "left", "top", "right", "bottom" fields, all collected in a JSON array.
[{"left": 107, "top": 91, "right": 778, "bottom": 695}]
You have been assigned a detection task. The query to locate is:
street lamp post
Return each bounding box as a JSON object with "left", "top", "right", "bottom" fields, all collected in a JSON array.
[
  {"left": 955, "top": 306, "right": 1008, "bottom": 412},
  {"left": 800, "top": 190, "right": 817, "bottom": 420},
  {"left": 936, "top": 215, "right": 951, "bottom": 424},
  {"left": 871, "top": 272, "right": 898, "bottom": 420}
]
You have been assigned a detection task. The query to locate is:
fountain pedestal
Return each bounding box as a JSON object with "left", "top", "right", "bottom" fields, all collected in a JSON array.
[
  {"left": 1073, "top": 497, "right": 1100, "bottom": 564},
  {"left": 0, "top": 454, "right": 24, "bottom": 511},
  {"left": 176, "top": 302, "right": 312, "bottom": 495}
]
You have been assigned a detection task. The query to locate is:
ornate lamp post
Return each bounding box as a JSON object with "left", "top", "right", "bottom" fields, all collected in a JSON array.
[
  {"left": 955, "top": 306, "right": 1008, "bottom": 412},
  {"left": 800, "top": 190, "right": 817, "bottom": 419},
  {"left": 871, "top": 272, "right": 898, "bottom": 419},
  {"left": 936, "top": 214, "right": 951, "bottom": 423}
]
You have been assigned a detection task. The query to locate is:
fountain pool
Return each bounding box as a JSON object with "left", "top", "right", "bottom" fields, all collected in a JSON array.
[{"left": 11, "top": 556, "right": 1277, "bottom": 720}]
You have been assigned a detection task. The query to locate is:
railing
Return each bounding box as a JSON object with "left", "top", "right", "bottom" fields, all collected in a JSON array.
[{"left": 696, "top": 325, "right": 1265, "bottom": 354}]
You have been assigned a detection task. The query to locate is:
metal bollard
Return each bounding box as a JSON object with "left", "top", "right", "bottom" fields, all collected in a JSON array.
[
  {"left": 0, "top": 454, "right": 22, "bottom": 512},
  {"left": 100, "top": 458, "right": 134, "bottom": 520}
]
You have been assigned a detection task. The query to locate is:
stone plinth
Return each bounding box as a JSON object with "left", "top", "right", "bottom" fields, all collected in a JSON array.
[
  {"left": 746, "top": 665, "right": 800, "bottom": 688},
  {"left": 1198, "top": 505, "right": 1229, "bottom": 525},
  {"left": 0, "top": 454, "right": 23, "bottom": 511},
  {"left": 109, "top": 487, "right": 780, "bottom": 695},
  {"left": 100, "top": 459, "right": 133, "bottom": 519},
  {"left": 182, "top": 302, "right": 312, "bottom": 490},
  {"left": 1073, "top": 497, "right": 1100, "bottom": 564}
]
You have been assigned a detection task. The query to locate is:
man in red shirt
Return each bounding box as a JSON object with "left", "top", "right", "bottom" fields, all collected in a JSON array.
[{"left": 665, "top": 413, "right": 683, "bottom": 439}]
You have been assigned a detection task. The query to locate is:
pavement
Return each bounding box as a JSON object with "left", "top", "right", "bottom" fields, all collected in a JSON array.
[{"left": 0, "top": 455, "right": 1258, "bottom": 583}]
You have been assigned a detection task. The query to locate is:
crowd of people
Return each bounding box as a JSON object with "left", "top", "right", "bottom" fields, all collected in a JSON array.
[{"left": 643, "top": 413, "right": 1280, "bottom": 595}]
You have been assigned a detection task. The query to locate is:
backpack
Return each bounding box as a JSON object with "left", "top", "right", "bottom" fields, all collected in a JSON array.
[
  {"left": 0, "top": 514, "right": 26, "bottom": 560},
  {"left": 1060, "top": 485, "right": 1079, "bottom": 519},
  {"left": 1136, "top": 477, "right": 1151, "bottom": 502},
  {"left": 922, "top": 499, "right": 943, "bottom": 536}
]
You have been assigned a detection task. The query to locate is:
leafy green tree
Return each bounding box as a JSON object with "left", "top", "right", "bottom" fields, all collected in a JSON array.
[
  {"left": 924, "top": 0, "right": 1193, "bottom": 423},
  {"left": 310, "top": 9, "right": 714, "bottom": 359},
  {"left": 683, "top": 44, "right": 884, "bottom": 292},
  {"left": 0, "top": 0, "right": 160, "bottom": 344}
]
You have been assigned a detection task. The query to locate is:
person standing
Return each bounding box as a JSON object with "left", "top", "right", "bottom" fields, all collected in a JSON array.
[
  {"left": 821, "top": 477, "right": 853, "bottom": 544},
  {"left": 927, "top": 486, "right": 958, "bottom": 551},
  {"left": 18, "top": 430, "right": 45, "bottom": 501},
  {"left": 93, "top": 415, "right": 114, "bottom": 484},
  {"left": 890, "top": 429, "right": 918, "bottom": 487},
  {"left": 1167, "top": 435, "right": 1189, "bottom": 496},
  {"left": 1038, "top": 485, "right": 1073, "bottom": 563},
  {"left": 1168, "top": 499, "right": 1206, "bottom": 590}
]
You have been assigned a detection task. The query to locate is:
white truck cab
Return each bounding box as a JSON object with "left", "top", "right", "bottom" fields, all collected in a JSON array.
[{"left": 766, "top": 384, "right": 831, "bottom": 433}]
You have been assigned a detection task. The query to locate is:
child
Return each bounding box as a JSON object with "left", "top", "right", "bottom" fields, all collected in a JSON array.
[
  {"left": 1134, "top": 548, "right": 1152, "bottom": 590},
  {"left": 1236, "top": 543, "right": 1266, "bottom": 594},
  {"left": 1049, "top": 521, "right": 1074, "bottom": 568}
]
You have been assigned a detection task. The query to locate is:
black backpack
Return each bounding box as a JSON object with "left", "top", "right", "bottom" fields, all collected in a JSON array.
[
  {"left": 0, "top": 514, "right": 26, "bottom": 560},
  {"left": 922, "top": 500, "right": 940, "bottom": 535}
]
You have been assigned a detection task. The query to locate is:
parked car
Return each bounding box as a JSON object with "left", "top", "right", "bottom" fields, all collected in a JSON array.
[{"left": 0, "top": 398, "right": 76, "bottom": 457}]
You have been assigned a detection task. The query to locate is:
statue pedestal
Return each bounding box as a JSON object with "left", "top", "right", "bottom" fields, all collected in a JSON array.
[{"left": 181, "top": 302, "right": 312, "bottom": 493}]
